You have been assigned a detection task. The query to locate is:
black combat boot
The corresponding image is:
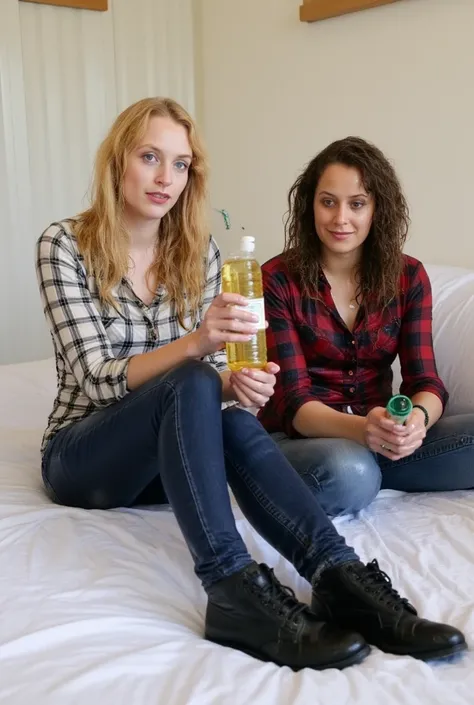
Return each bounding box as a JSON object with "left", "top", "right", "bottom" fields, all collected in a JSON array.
[
  {"left": 205, "top": 561, "right": 369, "bottom": 670},
  {"left": 312, "top": 559, "right": 467, "bottom": 661}
]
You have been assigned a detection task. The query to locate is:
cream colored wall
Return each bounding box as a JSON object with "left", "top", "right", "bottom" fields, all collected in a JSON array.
[
  {"left": 196, "top": 0, "right": 474, "bottom": 267},
  {"left": 0, "top": 0, "right": 195, "bottom": 364}
]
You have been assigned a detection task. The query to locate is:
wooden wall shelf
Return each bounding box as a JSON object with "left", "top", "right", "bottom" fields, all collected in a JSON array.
[
  {"left": 300, "top": 0, "right": 401, "bottom": 23},
  {"left": 20, "top": 0, "right": 108, "bottom": 11}
]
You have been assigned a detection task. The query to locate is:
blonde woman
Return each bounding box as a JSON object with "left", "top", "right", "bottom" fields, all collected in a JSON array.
[{"left": 36, "top": 98, "right": 465, "bottom": 670}]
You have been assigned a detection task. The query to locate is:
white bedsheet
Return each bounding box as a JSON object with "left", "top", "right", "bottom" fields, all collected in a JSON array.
[{"left": 1, "top": 360, "right": 474, "bottom": 705}]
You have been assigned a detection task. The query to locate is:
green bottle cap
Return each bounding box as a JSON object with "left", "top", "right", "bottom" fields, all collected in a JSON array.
[{"left": 386, "top": 395, "right": 413, "bottom": 424}]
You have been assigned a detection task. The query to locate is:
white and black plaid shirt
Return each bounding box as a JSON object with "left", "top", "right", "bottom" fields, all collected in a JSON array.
[{"left": 36, "top": 221, "right": 228, "bottom": 453}]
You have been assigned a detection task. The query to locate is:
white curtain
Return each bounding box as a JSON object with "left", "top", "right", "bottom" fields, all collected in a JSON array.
[{"left": 0, "top": 0, "right": 196, "bottom": 363}]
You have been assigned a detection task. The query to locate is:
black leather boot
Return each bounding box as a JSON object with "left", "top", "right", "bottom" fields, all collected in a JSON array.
[
  {"left": 205, "top": 561, "right": 370, "bottom": 670},
  {"left": 312, "top": 559, "right": 467, "bottom": 661}
]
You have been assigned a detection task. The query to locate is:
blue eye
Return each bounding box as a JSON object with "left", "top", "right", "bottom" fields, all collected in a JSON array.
[
  {"left": 175, "top": 161, "right": 189, "bottom": 171},
  {"left": 143, "top": 153, "right": 158, "bottom": 164}
]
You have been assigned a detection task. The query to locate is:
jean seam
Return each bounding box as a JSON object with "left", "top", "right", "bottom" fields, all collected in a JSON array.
[
  {"left": 380, "top": 434, "right": 474, "bottom": 468},
  {"left": 224, "top": 450, "right": 311, "bottom": 550},
  {"left": 300, "top": 467, "right": 323, "bottom": 492},
  {"left": 167, "top": 379, "right": 226, "bottom": 578},
  {"left": 311, "top": 557, "right": 354, "bottom": 586},
  {"left": 41, "top": 463, "right": 60, "bottom": 503}
]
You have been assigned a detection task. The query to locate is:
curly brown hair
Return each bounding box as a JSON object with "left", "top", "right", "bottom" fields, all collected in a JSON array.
[{"left": 284, "top": 136, "right": 410, "bottom": 309}]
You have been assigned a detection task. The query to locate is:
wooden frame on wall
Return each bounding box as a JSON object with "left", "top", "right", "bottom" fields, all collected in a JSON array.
[
  {"left": 300, "top": 0, "right": 401, "bottom": 23},
  {"left": 19, "top": 0, "right": 108, "bottom": 11}
]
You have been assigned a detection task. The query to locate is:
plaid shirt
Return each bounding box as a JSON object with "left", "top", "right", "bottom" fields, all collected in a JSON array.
[
  {"left": 258, "top": 253, "right": 448, "bottom": 438},
  {"left": 36, "top": 221, "right": 228, "bottom": 452}
]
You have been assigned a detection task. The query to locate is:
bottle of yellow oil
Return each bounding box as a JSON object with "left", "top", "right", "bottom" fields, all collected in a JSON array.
[{"left": 221, "top": 235, "right": 267, "bottom": 371}]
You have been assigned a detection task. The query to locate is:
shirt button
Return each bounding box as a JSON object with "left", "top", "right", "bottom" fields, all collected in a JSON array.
[
  {"left": 348, "top": 370, "right": 354, "bottom": 377},
  {"left": 349, "top": 387, "right": 356, "bottom": 394},
  {"left": 351, "top": 339, "right": 355, "bottom": 345}
]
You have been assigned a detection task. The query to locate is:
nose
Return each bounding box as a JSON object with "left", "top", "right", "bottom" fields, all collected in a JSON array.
[
  {"left": 334, "top": 204, "right": 349, "bottom": 226},
  {"left": 155, "top": 162, "right": 173, "bottom": 187}
]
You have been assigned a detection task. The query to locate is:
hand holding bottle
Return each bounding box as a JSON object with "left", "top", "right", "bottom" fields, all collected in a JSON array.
[
  {"left": 364, "top": 406, "right": 409, "bottom": 459},
  {"left": 221, "top": 235, "right": 267, "bottom": 371},
  {"left": 230, "top": 362, "right": 280, "bottom": 408},
  {"left": 188, "top": 293, "right": 260, "bottom": 358},
  {"left": 363, "top": 396, "right": 426, "bottom": 460}
]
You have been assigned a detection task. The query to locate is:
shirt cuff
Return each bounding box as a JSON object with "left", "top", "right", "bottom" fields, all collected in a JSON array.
[{"left": 404, "top": 381, "right": 449, "bottom": 411}]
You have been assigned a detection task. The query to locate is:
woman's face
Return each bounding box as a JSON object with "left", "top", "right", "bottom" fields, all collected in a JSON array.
[
  {"left": 122, "top": 116, "right": 192, "bottom": 226},
  {"left": 313, "top": 163, "right": 375, "bottom": 261}
]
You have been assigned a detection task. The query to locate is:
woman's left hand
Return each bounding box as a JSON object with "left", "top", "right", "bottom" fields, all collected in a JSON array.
[
  {"left": 230, "top": 362, "right": 280, "bottom": 408},
  {"left": 365, "top": 406, "right": 426, "bottom": 460}
]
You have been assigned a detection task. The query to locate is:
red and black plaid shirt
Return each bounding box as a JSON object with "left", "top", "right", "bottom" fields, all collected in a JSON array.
[{"left": 258, "top": 253, "right": 448, "bottom": 438}]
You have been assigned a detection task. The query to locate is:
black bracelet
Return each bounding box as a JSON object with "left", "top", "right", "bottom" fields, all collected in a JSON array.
[{"left": 413, "top": 404, "right": 429, "bottom": 427}]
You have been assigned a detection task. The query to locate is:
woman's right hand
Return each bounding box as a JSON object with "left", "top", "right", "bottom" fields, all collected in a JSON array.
[
  {"left": 189, "top": 293, "right": 260, "bottom": 358},
  {"left": 364, "top": 406, "right": 410, "bottom": 461}
]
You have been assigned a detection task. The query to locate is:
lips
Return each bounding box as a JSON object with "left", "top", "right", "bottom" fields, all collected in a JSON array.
[
  {"left": 330, "top": 231, "right": 354, "bottom": 240},
  {"left": 147, "top": 192, "right": 171, "bottom": 204}
]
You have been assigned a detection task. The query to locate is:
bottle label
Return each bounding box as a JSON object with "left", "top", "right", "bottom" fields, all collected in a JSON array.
[{"left": 238, "top": 297, "right": 266, "bottom": 330}]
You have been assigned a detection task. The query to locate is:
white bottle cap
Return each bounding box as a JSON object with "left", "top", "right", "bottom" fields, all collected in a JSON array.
[{"left": 240, "top": 235, "right": 255, "bottom": 253}]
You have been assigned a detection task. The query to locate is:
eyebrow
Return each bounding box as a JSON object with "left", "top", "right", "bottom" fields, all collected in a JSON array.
[
  {"left": 319, "top": 190, "right": 368, "bottom": 198},
  {"left": 140, "top": 143, "right": 192, "bottom": 160}
]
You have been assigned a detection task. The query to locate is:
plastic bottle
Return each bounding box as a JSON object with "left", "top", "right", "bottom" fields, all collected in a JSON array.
[
  {"left": 221, "top": 235, "right": 267, "bottom": 372},
  {"left": 386, "top": 394, "right": 413, "bottom": 424}
]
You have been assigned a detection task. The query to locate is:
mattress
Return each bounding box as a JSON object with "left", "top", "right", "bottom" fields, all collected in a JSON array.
[{"left": 0, "top": 359, "right": 473, "bottom": 705}]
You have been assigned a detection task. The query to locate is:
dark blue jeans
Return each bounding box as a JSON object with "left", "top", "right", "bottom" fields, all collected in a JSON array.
[
  {"left": 273, "top": 413, "right": 474, "bottom": 517},
  {"left": 42, "top": 360, "right": 357, "bottom": 590}
]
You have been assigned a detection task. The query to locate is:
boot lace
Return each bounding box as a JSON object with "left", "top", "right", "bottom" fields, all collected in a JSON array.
[
  {"left": 357, "top": 560, "right": 417, "bottom": 614},
  {"left": 246, "top": 567, "right": 309, "bottom": 642}
]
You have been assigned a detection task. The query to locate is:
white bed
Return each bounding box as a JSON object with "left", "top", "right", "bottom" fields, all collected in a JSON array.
[{"left": 1, "top": 263, "right": 474, "bottom": 705}]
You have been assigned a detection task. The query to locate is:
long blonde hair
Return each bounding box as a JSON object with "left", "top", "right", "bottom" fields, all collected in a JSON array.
[{"left": 75, "top": 97, "right": 209, "bottom": 328}]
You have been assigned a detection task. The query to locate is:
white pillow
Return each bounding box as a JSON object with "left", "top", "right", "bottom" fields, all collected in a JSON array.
[
  {"left": 0, "top": 357, "right": 56, "bottom": 430},
  {"left": 427, "top": 264, "right": 474, "bottom": 416},
  {"left": 393, "top": 264, "right": 474, "bottom": 416}
]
